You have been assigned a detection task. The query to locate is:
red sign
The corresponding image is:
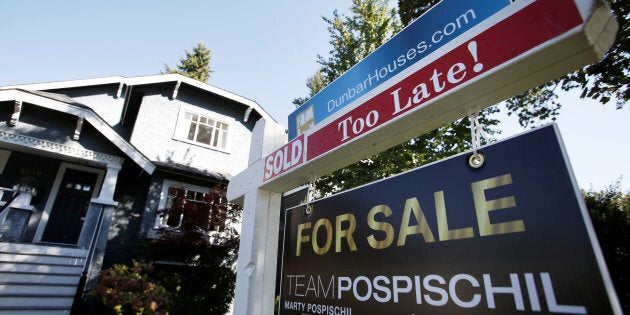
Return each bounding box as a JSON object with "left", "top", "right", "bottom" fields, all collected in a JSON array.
[
  {"left": 263, "top": 135, "right": 305, "bottom": 182},
  {"left": 307, "top": 0, "right": 582, "bottom": 160}
]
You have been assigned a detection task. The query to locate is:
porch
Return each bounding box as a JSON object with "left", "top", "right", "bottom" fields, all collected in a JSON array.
[{"left": 0, "top": 186, "right": 115, "bottom": 314}]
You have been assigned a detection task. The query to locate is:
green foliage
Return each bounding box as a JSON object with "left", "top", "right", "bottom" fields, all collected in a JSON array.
[
  {"left": 148, "top": 184, "right": 242, "bottom": 314},
  {"left": 92, "top": 261, "right": 171, "bottom": 315},
  {"left": 91, "top": 185, "right": 242, "bottom": 314},
  {"left": 397, "top": 0, "right": 438, "bottom": 26},
  {"left": 163, "top": 42, "right": 213, "bottom": 83},
  {"left": 317, "top": 0, "right": 402, "bottom": 84},
  {"left": 154, "top": 264, "right": 236, "bottom": 314},
  {"left": 583, "top": 182, "right": 630, "bottom": 312}
]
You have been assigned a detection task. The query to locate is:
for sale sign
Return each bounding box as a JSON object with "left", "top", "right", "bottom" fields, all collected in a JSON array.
[{"left": 278, "top": 125, "right": 621, "bottom": 314}]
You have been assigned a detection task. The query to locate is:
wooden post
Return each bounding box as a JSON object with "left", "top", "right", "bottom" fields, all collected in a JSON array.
[{"left": 228, "top": 119, "right": 287, "bottom": 315}]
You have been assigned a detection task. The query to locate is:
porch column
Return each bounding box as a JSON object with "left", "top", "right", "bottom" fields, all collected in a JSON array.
[{"left": 93, "top": 162, "right": 122, "bottom": 203}]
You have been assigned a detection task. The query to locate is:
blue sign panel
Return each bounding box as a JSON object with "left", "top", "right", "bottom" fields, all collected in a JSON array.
[{"left": 288, "top": 0, "right": 515, "bottom": 139}]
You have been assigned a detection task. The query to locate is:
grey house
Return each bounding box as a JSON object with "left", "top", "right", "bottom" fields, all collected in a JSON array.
[{"left": 0, "top": 74, "right": 273, "bottom": 313}]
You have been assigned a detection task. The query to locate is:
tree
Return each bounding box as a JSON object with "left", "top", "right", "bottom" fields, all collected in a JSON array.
[
  {"left": 163, "top": 42, "right": 213, "bottom": 83},
  {"left": 398, "top": 0, "right": 629, "bottom": 127},
  {"left": 91, "top": 185, "right": 242, "bottom": 314},
  {"left": 295, "top": 0, "right": 499, "bottom": 195},
  {"left": 148, "top": 184, "right": 242, "bottom": 314},
  {"left": 583, "top": 183, "right": 630, "bottom": 313}
]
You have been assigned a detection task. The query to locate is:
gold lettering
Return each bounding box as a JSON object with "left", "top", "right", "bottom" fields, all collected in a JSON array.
[
  {"left": 336, "top": 214, "right": 357, "bottom": 252},
  {"left": 367, "top": 205, "right": 395, "bottom": 249},
  {"left": 435, "top": 191, "right": 474, "bottom": 241},
  {"left": 397, "top": 197, "right": 436, "bottom": 246},
  {"left": 472, "top": 174, "right": 524, "bottom": 236},
  {"left": 312, "top": 219, "right": 333, "bottom": 255},
  {"left": 296, "top": 222, "right": 311, "bottom": 256}
]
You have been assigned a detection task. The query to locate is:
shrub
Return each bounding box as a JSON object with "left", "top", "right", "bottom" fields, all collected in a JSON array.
[{"left": 92, "top": 261, "right": 171, "bottom": 315}]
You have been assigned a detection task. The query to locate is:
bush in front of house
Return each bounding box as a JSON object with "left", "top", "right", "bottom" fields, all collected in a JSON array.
[{"left": 92, "top": 261, "right": 171, "bottom": 315}]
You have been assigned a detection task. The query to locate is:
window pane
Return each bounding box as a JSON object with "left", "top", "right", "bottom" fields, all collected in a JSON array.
[
  {"left": 191, "top": 114, "right": 199, "bottom": 122},
  {"left": 220, "top": 130, "right": 228, "bottom": 149},
  {"left": 165, "top": 195, "right": 174, "bottom": 209},
  {"left": 200, "top": 116, "right": 207, "bottom": 124},
  {"left": 197, "top": 124, "right": 213, "bottom": 145},
  {"left": 187, "top": 122, "right": 197, "bottom": 141},
  {"left": 186, "top": 190, "right": 196, "bottom": 200},
  {"left": 184, "top": 112, "right": 192, "bottom": 120}
]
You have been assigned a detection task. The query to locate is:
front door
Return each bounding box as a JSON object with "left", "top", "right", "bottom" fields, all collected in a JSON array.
[{"left": 41, "top": 168, "right": 98, "bottom": 244}]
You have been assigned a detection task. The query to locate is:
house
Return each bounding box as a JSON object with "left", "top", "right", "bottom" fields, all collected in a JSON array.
[{"left": 0, "top": 74, "right": 274, "bottom": 313}]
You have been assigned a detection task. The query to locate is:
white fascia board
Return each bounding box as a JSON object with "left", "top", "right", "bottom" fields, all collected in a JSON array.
[
  {"left": 126, "top": 74, "right": 277, "bottom": 123},
  {"left": 1, "top": 74, "right": 277, "bottom": 123},
  {"left": 0, "top": 89, "right": 155, "bottom": 174},
  {"left": 0, "top": 76, "right": 127, "bottom": 91}
]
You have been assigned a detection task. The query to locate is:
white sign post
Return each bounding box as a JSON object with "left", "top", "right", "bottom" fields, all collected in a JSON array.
[
  {"left": 228, "top": 119, "right": 286, "bottom": 315},
  {"left": 228, "top": 0, "right": 618, "bottom": 313}
]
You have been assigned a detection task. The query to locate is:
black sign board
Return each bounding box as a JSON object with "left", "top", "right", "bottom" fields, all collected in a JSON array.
[{"left": 278, "top": 124, "right": 620, "bottom": 314}]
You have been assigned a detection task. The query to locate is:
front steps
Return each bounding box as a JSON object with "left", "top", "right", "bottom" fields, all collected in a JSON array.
[{"left": 0, "top": 243, "right": 87, "bottom": 315}]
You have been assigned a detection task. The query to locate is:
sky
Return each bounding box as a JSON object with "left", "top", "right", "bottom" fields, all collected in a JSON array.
[{"left": 1, "top": 0, "right": 628, "bottom": 192}]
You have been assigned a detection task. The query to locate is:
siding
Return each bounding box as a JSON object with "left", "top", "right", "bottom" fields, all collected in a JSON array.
[{"left": 129, "top": 85, "right": 254, "bottom": 177}]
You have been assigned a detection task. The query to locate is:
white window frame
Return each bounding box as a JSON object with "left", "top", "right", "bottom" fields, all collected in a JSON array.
[
  {"left": 172, "top": 106, "right": 233, "bottom": 153},
  {"left": 150, "top": 179, "right": 232, "bottom": 245},
  {"left": 153, "top": 179, "right": 214, "bottom": 229}
]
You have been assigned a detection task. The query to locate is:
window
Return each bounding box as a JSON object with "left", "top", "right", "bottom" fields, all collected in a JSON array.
[
  {"left": 176, "top": 110, "right": 229, "bottom": 150},
  {"left": 153, "top": 180, "right": 227, "bottom": 233},
  {"left": 160, "top": 186, "right": 219, "bottom": 231},
  {"left": 150, "top": 180, "right": 240, "bottom": 246}
]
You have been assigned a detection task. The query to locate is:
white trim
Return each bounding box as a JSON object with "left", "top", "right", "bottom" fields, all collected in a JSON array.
[
  {"left": 0, "top": 131, "right": 125, "bottom": 166},
  {"left": 0, "top": 74, "right": 276, "bottom": 123},
  {"left": 33, "top": 163, "right": 105, "bottom": 244},
  {"left": 0, "top": 89, "right": 155, "bottom": 174}
]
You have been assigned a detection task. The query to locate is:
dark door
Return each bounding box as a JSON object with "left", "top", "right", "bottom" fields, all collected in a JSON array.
[{"left": 41, "top": 168, "right": 98, "bottom": 244}]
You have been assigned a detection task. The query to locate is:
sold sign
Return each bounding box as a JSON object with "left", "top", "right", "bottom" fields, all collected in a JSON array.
[
  {"left": 260, "top": 0, "right": 617, "bottom": 183},
  {"left": 263, "top": 135, "right": 305, "bottom": 182},
  {"left": 308, "top": 0, "right": 584, "bottom": 160}
]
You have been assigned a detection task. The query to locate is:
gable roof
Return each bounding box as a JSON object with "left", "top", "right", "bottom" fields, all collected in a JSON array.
[
  {"left": 0, "top": 89, "right": 155, "bottom": 174},
  {"left": 0, "top": 74, "right": 276, "bottom": 123}
]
